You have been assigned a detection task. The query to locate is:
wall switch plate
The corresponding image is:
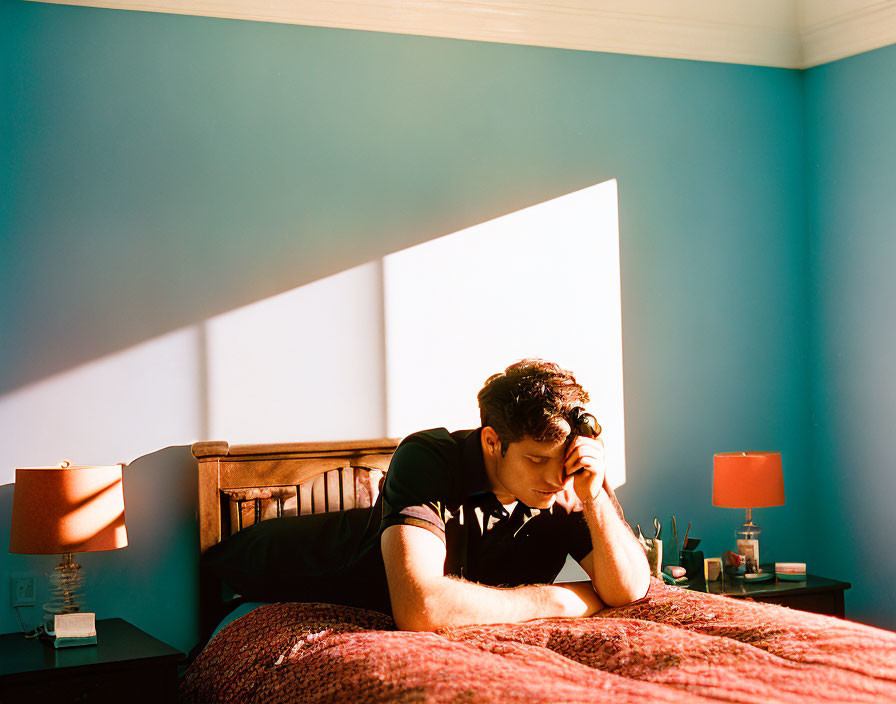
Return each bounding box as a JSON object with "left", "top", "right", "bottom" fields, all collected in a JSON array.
[{"left": 11, "top": 574, "right": 37, "bottom": 607}]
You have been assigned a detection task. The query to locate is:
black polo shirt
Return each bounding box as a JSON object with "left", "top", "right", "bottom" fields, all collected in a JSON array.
[{"left": 379, "top": 427, "right": 593, "bottom": 587}]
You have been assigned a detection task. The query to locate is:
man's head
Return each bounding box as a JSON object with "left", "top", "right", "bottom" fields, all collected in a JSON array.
[
  {"left": 477, "top": 359, "right": 597, "bottom": 508},
  {"left": 477, "top": 358, "right": 591, "bottom": 454}
]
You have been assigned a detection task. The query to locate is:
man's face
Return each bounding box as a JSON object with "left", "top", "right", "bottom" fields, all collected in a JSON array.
[{"left": 492, "top": 435, "right": 572, "bottom": 509}]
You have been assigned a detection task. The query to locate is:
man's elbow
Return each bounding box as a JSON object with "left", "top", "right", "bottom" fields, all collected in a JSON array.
[
  {"left": 600, "top": 586, "right": 645, "bottom": 608},
  {"left": 391, "top": 589, "right": 444, "bottom": 631},
  {"left": 599, "top": 571, "right": 650, "bottom": 607},
  {"left": 389, "top": 574, "right": 459, "bottom": 630},
  {"left": 624, "top": 575, "right": 651, "bottom": 604},
  {"left": 392, "top": 606, "right": 443, "bottom": 632}
]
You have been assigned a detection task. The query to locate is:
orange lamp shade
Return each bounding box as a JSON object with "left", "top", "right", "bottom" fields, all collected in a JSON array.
[
  {"left": 712, "top": 452, "right": 785, "bottom": 509},
  {"left": 9, "top": 464, "right": 128, "bottom": 555}
]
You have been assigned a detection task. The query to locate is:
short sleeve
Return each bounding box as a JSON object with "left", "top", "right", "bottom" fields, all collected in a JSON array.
[{"left": 380, "top": 439, "right": 454, "bottom": 543}]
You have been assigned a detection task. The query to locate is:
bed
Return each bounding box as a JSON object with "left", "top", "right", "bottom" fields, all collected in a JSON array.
[{"left": 180, "top": 439, "right": 896, "bottom": 703}]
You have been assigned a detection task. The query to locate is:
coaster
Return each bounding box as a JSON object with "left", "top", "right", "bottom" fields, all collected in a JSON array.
[
  {"left": 54, "top": 634, "right": 98, "bottom": 648},
  {"left": 743, "top": 571, "right": 773, "bottom": 582},
  {"left": 776, "top": 572, "right": 807, "bottom": 581}
]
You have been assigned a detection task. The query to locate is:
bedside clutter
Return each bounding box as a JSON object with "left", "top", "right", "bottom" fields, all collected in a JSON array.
[
  {"left": 682, "top": 564, "right": 851, "bottom": 618},
  {"left": 652, "top": 450, "right": 843, "bottom": 617}
]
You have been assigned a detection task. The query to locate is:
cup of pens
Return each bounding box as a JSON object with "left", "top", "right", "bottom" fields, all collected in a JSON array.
[{"left": 637, "top": 518, "right": 663, "bottom": 578}]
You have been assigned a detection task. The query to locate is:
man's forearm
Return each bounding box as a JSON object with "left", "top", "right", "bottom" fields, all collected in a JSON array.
[
  {"left": 397, "top": 577, "right": 601, "bottom": 631},
  {"left": 583, "top": 483, "right": 650, "bottom": 606}
]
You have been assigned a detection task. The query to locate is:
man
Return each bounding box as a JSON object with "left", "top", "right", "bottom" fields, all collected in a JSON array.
[
  {"left": 380, "top": 358, "right": 650, "bottom": 631},
  {"left": 202, "top": 358, "right": 649, "bottom": 633}
]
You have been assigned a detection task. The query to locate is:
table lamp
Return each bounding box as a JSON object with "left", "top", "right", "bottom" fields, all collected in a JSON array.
[
  {"left": 712, "top": 452, "right": 784, "bottom": 574},
  {"left": 9, "top": 461, "right": 128, "bottom": 634}
]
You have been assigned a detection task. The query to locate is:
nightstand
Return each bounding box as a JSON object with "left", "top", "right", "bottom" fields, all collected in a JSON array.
[
  {"left": 685, "top": 567, "right": 851, "bottom": 617},
  {"left": 0, "top": 618, "right": 183, "bottom": 703}
]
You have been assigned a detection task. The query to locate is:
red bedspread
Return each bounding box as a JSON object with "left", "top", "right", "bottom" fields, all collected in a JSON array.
[{"left": 180, "top": 580, "right": 896, "bottom": 703}]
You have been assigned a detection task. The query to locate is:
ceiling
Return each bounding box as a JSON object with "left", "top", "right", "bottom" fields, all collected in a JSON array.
[{"left": 27, "top": 0, "right": 896, "bottom": 68}]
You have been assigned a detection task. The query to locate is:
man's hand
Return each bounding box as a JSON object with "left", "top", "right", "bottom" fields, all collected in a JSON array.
[
  {"left": 563, "top": 435, "right": 607, "bottom": 503},
  {"left": 563, "top": 434, "right": 650, "bottom": 606}
]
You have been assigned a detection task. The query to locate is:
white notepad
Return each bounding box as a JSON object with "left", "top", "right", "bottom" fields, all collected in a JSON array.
[{"left": 55, "top": 612, "right": 97, "bottom": 638}]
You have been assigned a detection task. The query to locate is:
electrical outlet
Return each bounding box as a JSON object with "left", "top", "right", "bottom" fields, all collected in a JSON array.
[{"left": 10, "top": 574, "right": 37, "bottom": 607}]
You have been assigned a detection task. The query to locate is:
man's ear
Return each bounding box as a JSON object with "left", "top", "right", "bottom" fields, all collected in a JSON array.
[{"left": 481, "top": 426, "right": 502, "bottom": 456}]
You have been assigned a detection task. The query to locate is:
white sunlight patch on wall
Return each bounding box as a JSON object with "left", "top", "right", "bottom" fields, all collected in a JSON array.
[
  {"left": 0, "top": 183, "right": 624, "bottom": 488},
  {"left": 0, "top": 328, "right": 203, "bottom": 483},
  {"left": 204, "top": 262, "right": 386, "bottom": 443},
  {"left": 383, "top": 179, "right": 626, "bottom": 487}
]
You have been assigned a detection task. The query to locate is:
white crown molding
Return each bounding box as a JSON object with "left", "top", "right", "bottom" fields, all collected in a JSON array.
[
  {"left": 798, "top": 0, "right": 896, "bottom": 67},
  {"left": 25, "top": 0, "right": 896, "bottom": 69}
]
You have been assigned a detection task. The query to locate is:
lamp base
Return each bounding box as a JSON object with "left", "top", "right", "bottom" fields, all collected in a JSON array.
[
  {"left": 42, "top": 553, "right": 86, "bottom": 635},
  {"left": 736, "top": 512, "right": 762, "bottom": 574}
]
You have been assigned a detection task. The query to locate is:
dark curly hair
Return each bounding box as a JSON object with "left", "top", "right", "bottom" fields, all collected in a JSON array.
[{"left": 477, "top": 358, "right": 594, "bottom": 456}]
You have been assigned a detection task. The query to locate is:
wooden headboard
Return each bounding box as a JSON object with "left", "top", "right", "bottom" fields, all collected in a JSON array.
[{"left": 191, "top": 438, "right": 402, "bottom": 639}]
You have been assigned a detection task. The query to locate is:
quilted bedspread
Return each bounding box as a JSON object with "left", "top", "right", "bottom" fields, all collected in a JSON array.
[{"left": 180, "top": 579, "right": 896, "bottom": 703}]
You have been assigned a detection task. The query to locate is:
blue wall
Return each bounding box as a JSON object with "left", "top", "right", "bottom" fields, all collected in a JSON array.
[
  {"left": 2, "top": 0, "right": 822, "bottom": 652},
  {"left": 804, "top": 44, "right": 896, "bottom": 631}
]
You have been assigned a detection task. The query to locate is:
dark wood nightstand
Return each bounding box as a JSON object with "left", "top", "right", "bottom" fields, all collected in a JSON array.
[
  {"left": 0, "top": 618, "right": 183, "bottom": 704},
  {"left": 685, "top": 567, "right": 851, "bottom": 617}
]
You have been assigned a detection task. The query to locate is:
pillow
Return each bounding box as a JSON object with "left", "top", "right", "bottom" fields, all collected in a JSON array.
[
  {"left": 210, "top": 601, "right": 268, "bottom": 641},
  {"left": 201, "top": 506, "right": 391, "bottom": 614}
]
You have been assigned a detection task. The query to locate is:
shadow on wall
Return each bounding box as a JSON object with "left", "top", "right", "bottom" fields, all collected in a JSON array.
[
  {"left": 0, "top": 483, "right": 46, "bottom": 634},
  {"left": 0, "top": 446, "right": 200, "bottom": 654}
]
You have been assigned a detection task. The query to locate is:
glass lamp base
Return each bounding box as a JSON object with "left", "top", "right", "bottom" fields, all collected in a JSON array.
[
  {"left": 42, "top": 554, "right": 86, "bottom": 634},
  {"left": 736, "top": 515, "right": 762, "bottom": 574}
]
